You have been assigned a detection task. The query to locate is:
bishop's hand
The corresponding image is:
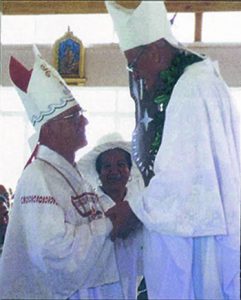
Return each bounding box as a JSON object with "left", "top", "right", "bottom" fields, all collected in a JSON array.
[{"left": 106, "top": 201, "right": 140, "bottom": 241}]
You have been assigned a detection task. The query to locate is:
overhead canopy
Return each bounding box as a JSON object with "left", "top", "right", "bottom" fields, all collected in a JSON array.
[{"left": 1, "top": 1, "right": 241, "bottom": 15}]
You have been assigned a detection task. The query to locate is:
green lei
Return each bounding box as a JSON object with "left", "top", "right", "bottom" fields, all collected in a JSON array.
[{"left": 150, "top": 51, "right": 203, "bottom": 155}]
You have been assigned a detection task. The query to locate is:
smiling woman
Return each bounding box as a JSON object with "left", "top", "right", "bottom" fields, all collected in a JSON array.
[
  {"left": 77, "top": 132, "right": 144, "bottom": 191},
  {"left": 77, "top": 132, "right": 144, "bottom": 299},
  {"left": 96, "top": 148, "right": 132, "bottom": 203}
]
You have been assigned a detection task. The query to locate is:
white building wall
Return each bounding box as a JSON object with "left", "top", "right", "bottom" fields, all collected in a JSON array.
[{"left": 1, "top": 43, "right": 241, "bottom": 87}]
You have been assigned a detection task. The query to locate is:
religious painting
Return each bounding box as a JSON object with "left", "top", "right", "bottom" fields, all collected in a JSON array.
[{"left": 52, "top": 27, "right": 86, "bottom": 85}]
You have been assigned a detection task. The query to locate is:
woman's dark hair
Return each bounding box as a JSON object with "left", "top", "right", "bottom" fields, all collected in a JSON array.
[{"left": 95, "top": 147, "right": 132, "bottom": 175}]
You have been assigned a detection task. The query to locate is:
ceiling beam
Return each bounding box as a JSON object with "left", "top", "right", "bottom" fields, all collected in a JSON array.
[
  {"left": 195, "top": 12, "right": 203, "bottom": 42},
  {"left": 2, "top": 1, "right": 241, "bottom": 15}
]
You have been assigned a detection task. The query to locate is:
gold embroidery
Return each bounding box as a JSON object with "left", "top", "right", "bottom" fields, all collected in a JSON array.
[{"left": 71, "top": 193, "right": 104, "bottom": 221}]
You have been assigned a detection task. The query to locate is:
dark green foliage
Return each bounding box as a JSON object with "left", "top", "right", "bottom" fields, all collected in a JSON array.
[{"left": 150, "top": 52, "right": 203, "bottom": 155}]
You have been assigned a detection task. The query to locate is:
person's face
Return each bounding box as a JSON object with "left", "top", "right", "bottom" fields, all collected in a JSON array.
[
  {"left": 99, "top": 149, "right": 131, "bottom": 191},
  {"left": 49, "top": 104, "right": 89, "bottom": 152},
  {"left": 124, "top": 40, "right": 176, "bottom": 91},
  {"left": 125, "top": 45, "right": 160, "bottom": 91}
]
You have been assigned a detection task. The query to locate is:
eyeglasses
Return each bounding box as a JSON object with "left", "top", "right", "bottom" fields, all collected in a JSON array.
[
  {"left": 126, "top": 46, "right": 146, "bottom": 73},
  {"left": 53, "top": 108, "right": 86, "bottom": 122},
  {"left": 61, "top": 109, "right": 86, "bottom": 120}
]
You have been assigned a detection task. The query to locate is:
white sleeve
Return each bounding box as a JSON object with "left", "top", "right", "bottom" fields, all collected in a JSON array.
[{"left": 18, "top": 167, "right": 118, "bottom": 295}]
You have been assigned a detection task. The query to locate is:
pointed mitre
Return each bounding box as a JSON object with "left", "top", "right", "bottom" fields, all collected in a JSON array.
[
  {"left": 105, "top": 1, "right": 180, "bottom": 51},
  {"left": 9, "top": 45, "right": 79, "bottom": 137}
]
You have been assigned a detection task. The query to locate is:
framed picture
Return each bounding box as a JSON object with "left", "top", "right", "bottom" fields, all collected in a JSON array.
[{"left": 52, "top": 27, "right": 86, "bottom": 85}]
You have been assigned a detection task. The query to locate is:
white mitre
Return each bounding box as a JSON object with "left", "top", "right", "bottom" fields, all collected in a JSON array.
[
  {"left": 105, "top": 1, "right": 180, "bottom": 51},
  {"left": 9, "top": 45, "right": 79, "bottom": 149}
]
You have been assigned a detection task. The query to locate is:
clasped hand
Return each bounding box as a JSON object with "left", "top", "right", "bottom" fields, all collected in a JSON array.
[{"left": 105, "top": 201, "right": 140, "bottom": 241}]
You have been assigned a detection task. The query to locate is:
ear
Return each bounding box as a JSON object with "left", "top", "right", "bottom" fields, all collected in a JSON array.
[{"left": 39, "top": 122, "right": 55, "bottom": 142}]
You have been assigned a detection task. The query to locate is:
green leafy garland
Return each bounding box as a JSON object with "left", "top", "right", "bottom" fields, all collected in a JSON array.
[{"left": 150, "top": 51, "right": 203, "bottom": 155}]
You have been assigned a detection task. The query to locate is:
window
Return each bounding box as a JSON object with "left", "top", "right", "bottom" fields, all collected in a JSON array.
[
  {"left": 0, "top": 86, "right": 240, "bottom": 191},
  {"left": 1, "top": 11, "right": 241, "bottom": 190},
  {"left": 1, "top": 14, "right": 117, "bottom": 45},
  {"left": 203, "top": 12, "right": 241, "bottom": 43},
  {"left": 2, "top": 12, "right": 241, "bottom": 45}
]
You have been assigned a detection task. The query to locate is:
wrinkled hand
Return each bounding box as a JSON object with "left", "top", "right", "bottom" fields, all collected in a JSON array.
[{"left": 105, "top": 201, "right": 140, "bottom": 241}]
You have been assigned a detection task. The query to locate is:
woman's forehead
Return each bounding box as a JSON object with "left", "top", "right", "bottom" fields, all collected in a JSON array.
[{"left": 101, "top": 148, "right": 128, "bottom": 160}]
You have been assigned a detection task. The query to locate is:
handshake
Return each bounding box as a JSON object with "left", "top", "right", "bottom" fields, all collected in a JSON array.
[{"left": 105, "top": 201, "right": 141, "bottom": 241}]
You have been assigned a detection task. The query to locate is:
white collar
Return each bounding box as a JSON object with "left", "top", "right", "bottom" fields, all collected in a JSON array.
[{"left": 36, "top": 145, "right": 81, "bottom": 180}]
